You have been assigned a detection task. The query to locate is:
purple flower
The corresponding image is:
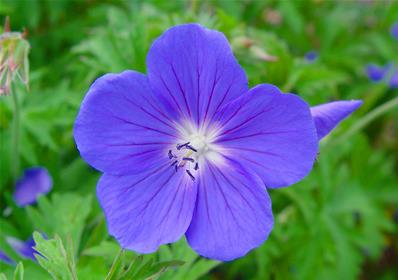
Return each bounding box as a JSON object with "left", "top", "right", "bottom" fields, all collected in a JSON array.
[
  {"left": 0, "top": 250, "right": 14, "bottom": 265},
  {"left": 390, "top": 22, "right": 398, "bottom": 40},
  {"left": 6, "top": 237, "right": 37, "bottom": 261},
  {"left": 304, "top": 50, "right": 318, "bottom": 62},
  {"left": 366, "top": 64, "right": 387, "bottom": 82},
  {"left": 389, "top": 69, "right": 398, "bottom": 88},
  {"left": 74, "top": 24, "right": 361, "bottom": 261},
  {"left": 13, "top": 167, "right": 52, "bottom": 207}
]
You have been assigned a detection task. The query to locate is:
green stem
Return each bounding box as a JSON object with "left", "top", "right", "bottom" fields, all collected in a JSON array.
[
  {"left": 328, "top": 96, "right": 398, "bottom": 148},
  {"left": 11, "top": 84, "right": 20, "bottom": 181},
  {"left": 105, "top": 249, "right": 124, "bottom": 280}
]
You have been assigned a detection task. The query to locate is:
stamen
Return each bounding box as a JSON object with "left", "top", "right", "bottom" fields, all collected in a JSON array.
[
  {"left": 186, "top": 145, "right": 197, "bottom": 152},
  {"left": 182, "top": 157, "right": 194, "bottom": 162},
  {"left": 194, "top": 162, "right": 199, "bottom": 170},
  {"left": 186, "top": 170, "right": 195, "bottom": 181},
  {"left": 171, "top": 160, "right": 178, "bottom": 166},
  {"left": 177, "top": 142, "right": 190, "bottom": 150},
  {"left": 168, "top": 150, "right": 175, "bottom": 159}
]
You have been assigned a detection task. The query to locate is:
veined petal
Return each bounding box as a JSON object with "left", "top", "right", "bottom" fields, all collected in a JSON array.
[
  {"left": 310, "top": 100, "right": 362, "bottom": 140},
  {"left": 147, "top": 23, "right": 248, "bottom": 126},
  {"left": 74, "top": 70, "right": 180, "bottom": 175},
  {"left": 186, "top": 161, "right": 273, "bottom": 261},
  {"left": 97, "top": 162, "right": 197, "bottom": 253},
  {"left": 213, "top": 84, "right": 318, "bottom": 188}
]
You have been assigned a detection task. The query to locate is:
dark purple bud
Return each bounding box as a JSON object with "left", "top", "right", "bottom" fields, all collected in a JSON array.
[
  {"left": 366, "top": 64, "right": 387, "bottom": 82},
  {"left": 13, "top": 167, "right": 52, "bottom": 207},
  {"left": 390, "top": 22, "right": 398, "bottom": 40},
  {"left": 304, "top": 50, "right": 318, "bottom": 62}
]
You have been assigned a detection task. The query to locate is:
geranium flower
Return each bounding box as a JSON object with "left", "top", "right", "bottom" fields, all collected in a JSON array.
[
  {"left": 0, "top": 250, "right": 14, "bottom": 265},
  {"left": 6, "top": 236, "right": 37, "bottom": 261},
  {"left": 390, "top": 22, "right": 398, "bottom": 40},
  {"left": 366, "top": 64, "right": 388, "bottom": 82},
  {"left": 304, "top": 50, "right": 318, "bottom": 62},
  {"left": 74, "top": 24, "right": 361, "bottom": 261},
  {"left": 389, "top": 69, "right": 398, "bottom": 88},
  {"left": 13, "top": 167, "right": 52, "bottom": 207}
]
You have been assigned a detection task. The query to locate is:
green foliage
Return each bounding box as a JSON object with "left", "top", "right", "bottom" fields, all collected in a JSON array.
[
  {"left": 0, "top": 262, "right": 24, "bottom": 280},
  {"left": 26, "top": 193, "right": 92, "bottom": 252},
  {"left": 158, "top": 238, "right": 219, "bottom": 280},
  {"left": 33, "top": 232, "right": 78, "bottom": 280},
  {"left": 0, "top": 0, "right": 397, "bottom": 279},
  {"left": 13, "top": 263, "right": 24, "bottom": 280},
  {"left": 103, "top": 250, "right": 184, "bottom": 280}
]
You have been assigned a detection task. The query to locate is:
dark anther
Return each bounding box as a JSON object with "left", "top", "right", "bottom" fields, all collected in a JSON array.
[
  {"left": 186, "top": 170, "right": 195, "bottom": 181},
  {"left": 186, "top": 145, "right": 197, "bottom": 152},
  {"left": 171, "top": 160, "right": 178, "bottom": 166},
  {"left": 177, "top": 142, "right": 190, "bottom": 150},
  {"left": 175, "top": 165, "right": 179, "bottom": 172},
  {"left": 168, "top": 150, "right": 174, "bottom": 159},
  {"left": 182, "top": 157, "right": 194, "bottom": 162},
  {"left": 194, "top": 162, "right": 199, "bottom": 170}
]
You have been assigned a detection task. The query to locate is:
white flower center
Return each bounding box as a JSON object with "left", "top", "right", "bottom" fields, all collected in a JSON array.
[{"left": 167, "top": 122, "right": 225, "bottom": 181}]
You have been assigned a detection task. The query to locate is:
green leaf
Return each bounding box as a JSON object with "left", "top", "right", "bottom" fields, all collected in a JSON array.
[
  {"left": 13, "top": 262, "right": 24, "bottom": 280},
  {"left": 102, "top": 249, "right": 184, "bottom": 280},
  {"left": 26, "top": 193, "right": 92, "bottom": 254},
  {"left": 33, "top": 232, "right": 78, "bottom": 280},
  {"left": 158, "top": 238, "right": 219, "bottom": 280},
  {"left": 82, "top": 240, "right": 120, "bottom": 260}
]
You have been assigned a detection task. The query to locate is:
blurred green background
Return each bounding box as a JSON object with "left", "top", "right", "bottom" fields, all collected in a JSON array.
[{"left": 0, "top": 0, "right": 397, "bottom": 279}]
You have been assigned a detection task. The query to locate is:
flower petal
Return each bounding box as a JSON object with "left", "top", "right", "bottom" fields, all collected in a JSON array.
[
  {"left": 213, "top": 84, "right": 318, "bottom": 188},
  {"left": 147, "top": 23, "right": 248, "bottom": 126},
  {"left": 0, "top": 250, "right": 14, "bottom": 265},
  {"left": 310, "top": 100, "right": 362, "bottom": 140},
  {"left": 74, "top": 70, "right": 180, "bottom": 175},
  {"left": 389, "top": 69, "right": 398, "bottom": 88},
  {"left": 6, "top": 236, "right": 36, "bottom": 261},
  {"left": 97, "top": 162, "right": 197, "bottom": 253},
  {"left": 13, "top": 167, "right": 52, "bottom": 207},
  {"left": 366, "top": 64, "right": 387, "bottom": 82},
  {"left": 186, "top": 161, "right": 273, "bottom": 261}
]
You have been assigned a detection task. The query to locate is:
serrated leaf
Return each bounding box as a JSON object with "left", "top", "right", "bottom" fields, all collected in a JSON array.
[
  {"left": 33, "top": 232, "right": 78, "bottom": 280},
  {"left": 26, "top": 193, "right": 92, "bottom": 254}
]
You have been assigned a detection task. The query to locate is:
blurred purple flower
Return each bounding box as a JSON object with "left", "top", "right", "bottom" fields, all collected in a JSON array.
[
  {"left": 389, "top": 69, "right": 398, "bottom": 88},
  {"left": 366, "top": 64, "right": 387, "bottom": 82},
  {"left": 13, "top": 167, "right": 52, "bottom": 207},
  {"left": 390, "top": 22, "right": 398, "bottom": 40},
  {"left": 74, "top": 24, "right": 361, "bottom": 261},
  {"left": 6, "top": 236, "right": 37, "bottom": 261},
  {"left": 304, "top": 50, "right": 318, "bottom": 62},
  {"left": 0, "top": 250, "right": 14, "bottom": 265}
]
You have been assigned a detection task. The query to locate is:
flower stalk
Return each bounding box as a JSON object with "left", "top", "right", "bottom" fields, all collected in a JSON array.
[{"left": 11, "top": 84, "right": 20, "bottom": 181}]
